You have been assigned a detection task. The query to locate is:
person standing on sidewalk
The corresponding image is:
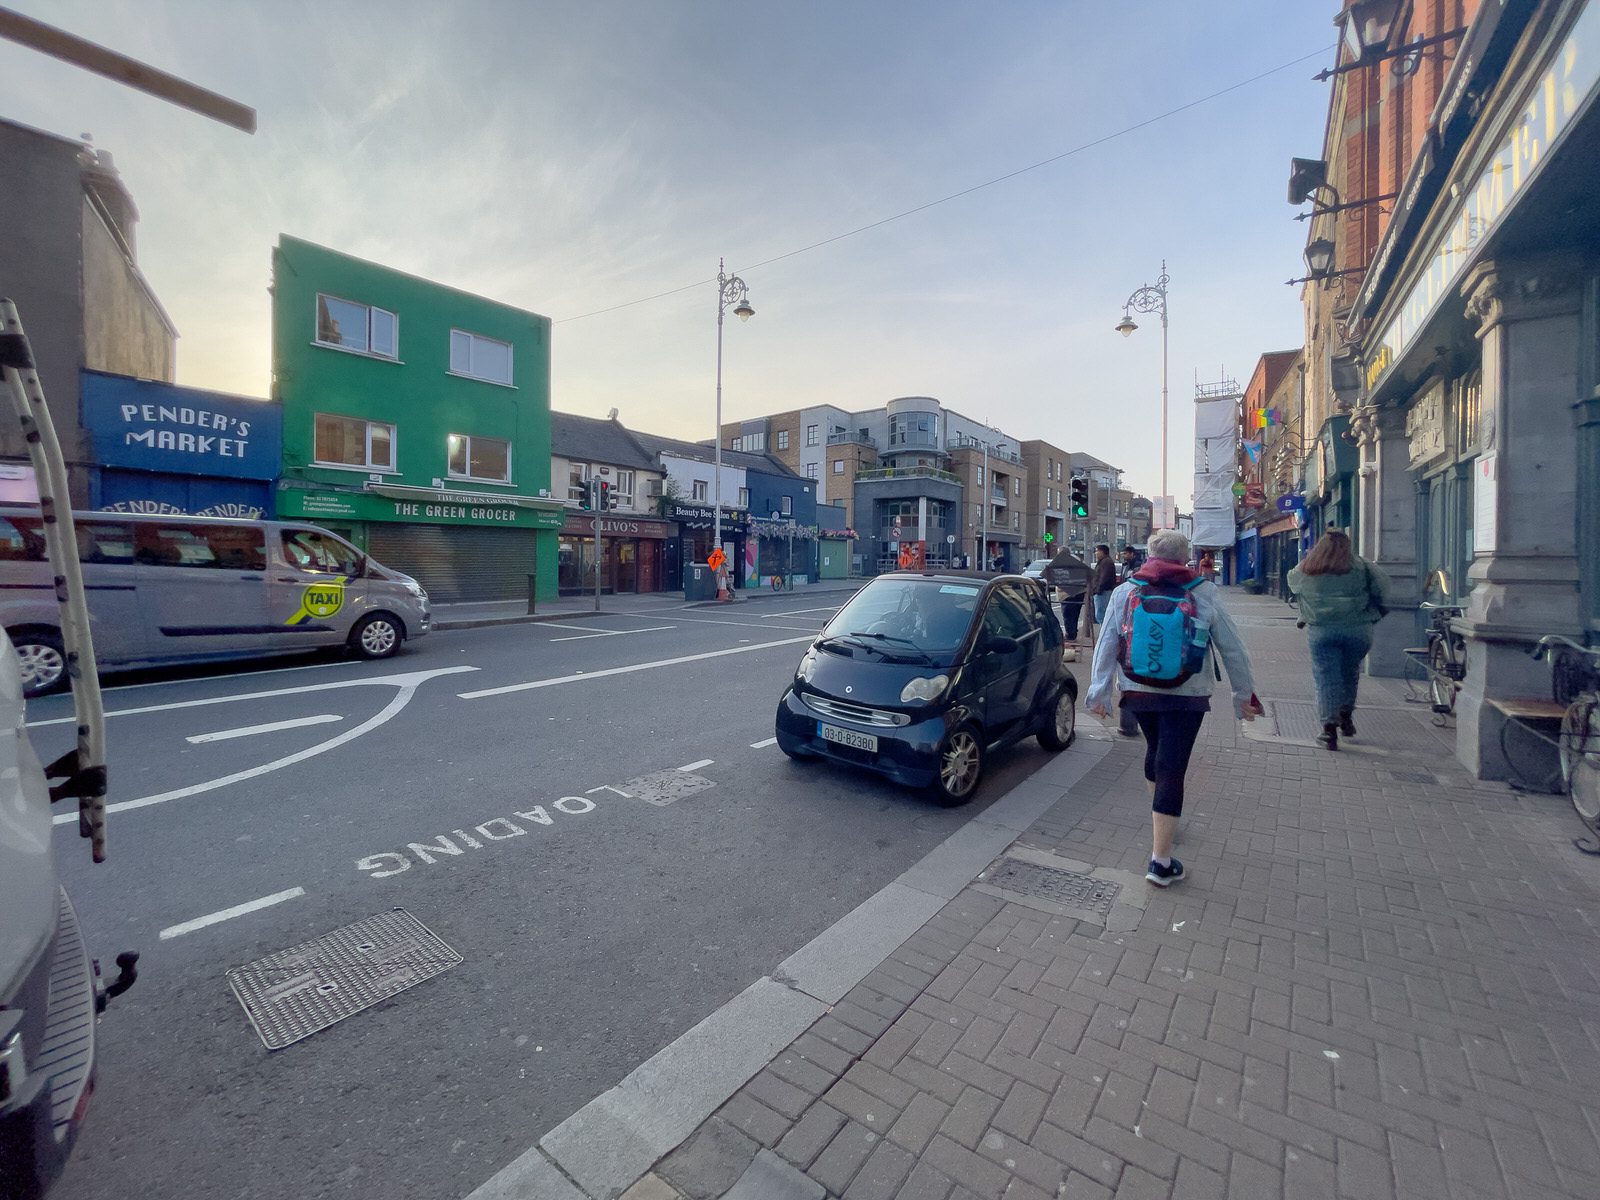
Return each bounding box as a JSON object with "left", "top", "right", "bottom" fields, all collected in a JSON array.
[
  {"left": 1287, "top": 529, "right": 1389, "bottom": 751},
  {"left": 1085, "top": 529, "right": 1262, "bottom": 886},
  {"left": 1090, "top": 544, "right": 1117, "bottom": 626}
]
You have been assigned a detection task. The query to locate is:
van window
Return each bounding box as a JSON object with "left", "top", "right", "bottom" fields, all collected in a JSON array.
[
  {"left": 0, "top": 516, "right": 46, "bottom": 561},
  {"left": 76, "top": 521, "right": 138, "bottom": 565},
  {"left": 282, "top": 529, "right": 359, "bottom": 576},
  {"left": 135, "top": 524, "right": 267, "bottom": 571}
]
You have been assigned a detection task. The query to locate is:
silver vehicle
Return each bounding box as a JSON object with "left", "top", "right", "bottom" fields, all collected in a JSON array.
[{"left": 0, "top": 511, "right": 431, "bottom": 696}]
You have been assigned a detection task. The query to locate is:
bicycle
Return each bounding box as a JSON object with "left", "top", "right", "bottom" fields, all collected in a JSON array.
[
  {"left": 1504, "top": 635, "right": 1600, "bottom": 854},
  {"left": 1402, "top": 600, "right": 1466, "bottom": 721}
]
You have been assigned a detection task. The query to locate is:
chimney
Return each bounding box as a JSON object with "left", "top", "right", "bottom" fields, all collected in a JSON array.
[{"left": 79, "top": 145, "right": 140, "bottom": 259}]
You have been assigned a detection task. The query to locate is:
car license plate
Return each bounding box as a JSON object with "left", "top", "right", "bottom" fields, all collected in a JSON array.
[{"left": 818, "top": 722, "right": 878, "bottom": 753}]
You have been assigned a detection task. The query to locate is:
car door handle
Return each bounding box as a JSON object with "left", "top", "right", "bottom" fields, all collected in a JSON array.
[
  {"left": 275, "top": 576, "right": 301, "bottom": 583},
  {"left": 238, "top": 574, "right": 264, "bottom": 581}
]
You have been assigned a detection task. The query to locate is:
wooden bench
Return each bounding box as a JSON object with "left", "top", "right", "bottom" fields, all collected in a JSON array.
[{"left": 1487, "top": 698, "right": 1567, "bottom": 723}]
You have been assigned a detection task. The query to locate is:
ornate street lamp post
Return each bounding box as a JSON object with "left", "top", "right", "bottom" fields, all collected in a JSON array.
[
  {"left": 714, "top": 259, "right": 754, "bottom": 563},
  {"left": 1116, "top": 262, "right": 1170, "bottom": 517}
]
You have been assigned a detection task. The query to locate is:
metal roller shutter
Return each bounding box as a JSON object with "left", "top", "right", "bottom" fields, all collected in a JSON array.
[{"left": 365, "top": 525, "right": 536, "bottom": 603}]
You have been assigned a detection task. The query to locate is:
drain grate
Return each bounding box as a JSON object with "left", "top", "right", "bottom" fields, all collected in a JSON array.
[
  {"left": 621, "top": 769, "right": 718, "bottom": 807},
  {"left": 986, "top": 859, "right": 1122, "bottom": 915},
  {"left": 1271, "top": 699, "right": 1324, "bottom": 742},
  {"left": 226, "top": 909, "right": 461, "bottom": 1050}
]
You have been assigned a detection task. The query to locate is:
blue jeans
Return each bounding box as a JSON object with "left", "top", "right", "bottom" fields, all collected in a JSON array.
[
  {"left": 1093, "top": 591, "right": 1110, "bottom": 625},
  {"left": 1308, "top": 623, "right": 1373, "bottom": 725}
]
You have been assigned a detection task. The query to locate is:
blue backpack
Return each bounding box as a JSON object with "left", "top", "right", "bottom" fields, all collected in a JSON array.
[{"left": 1118, "top": 578, "right": 1210, "bottom": 688}]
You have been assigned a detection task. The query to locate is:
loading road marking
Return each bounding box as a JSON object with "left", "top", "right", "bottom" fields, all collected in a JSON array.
[
  {"left": 458, "top": 635, "right": 815, "bottom": 700},
  {"left": 678, "top": 759, "right": 714, "bottom": 772},
  {"left": 549, "top": 625, "right": 677, "bottom": 642},
  {"left": 186, "top": 714, "right": 344, "bottom": 744},
  {"left": 159, "top": 887, "right": 305, "bottom": 939},
  {"left": 52, "top": 666, "right": 478, "bottom": 826}
]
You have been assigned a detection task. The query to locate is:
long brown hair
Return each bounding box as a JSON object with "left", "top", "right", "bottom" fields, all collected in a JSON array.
[{"left": 1300, "top": 530, "right": 1355, "bottom": 576}]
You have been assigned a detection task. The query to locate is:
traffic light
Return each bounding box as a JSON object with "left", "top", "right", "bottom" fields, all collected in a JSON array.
[
  {"left": 578, "top": 479, "right": 593, "bottom": 510},
  {"left": 598, "top": 481, "right": 612, "bottom": 511},
  {"left": 1070, "top": 477, "right": 1089, "bottom": 519}
]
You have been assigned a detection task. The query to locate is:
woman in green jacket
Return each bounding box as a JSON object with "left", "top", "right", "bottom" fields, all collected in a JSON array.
[{"left": 1287, "top": 530, "right": 1390, "bottom": 750}]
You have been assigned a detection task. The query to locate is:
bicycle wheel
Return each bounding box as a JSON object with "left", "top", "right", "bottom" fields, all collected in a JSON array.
[
  {"left": 1428, "top": 641, "right": 1456, "bottom": 714},
  {"left": 1500, "top": 716, "right": 1563, "bottom": 794},
  {"left": 1561, "top": 698, "right": 1600, "bottom": 825}
]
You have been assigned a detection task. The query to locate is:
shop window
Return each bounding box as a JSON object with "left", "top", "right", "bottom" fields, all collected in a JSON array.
[
  {"left": 315, "top": 294, "right": 396, "bottom": 359},
  {"left": 447, "top": 434, "right": 512, "bottom": 483},
  {"left": 449, "top": 330, "right": 513, "bottom": 385},
  {"left": 315, "top": 413, "right": 395, "bottom": 471}
]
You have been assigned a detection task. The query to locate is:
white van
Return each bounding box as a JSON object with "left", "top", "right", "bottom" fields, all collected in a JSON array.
[{"left": 0, "top": 510, "right": 431, "bottom": 696}]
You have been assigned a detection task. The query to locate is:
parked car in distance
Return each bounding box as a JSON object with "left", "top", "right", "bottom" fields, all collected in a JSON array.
[
  {"left": 0, "top": 509, "right": 431, "bottom": 696},
  {"left": 775, "top": 571, "right": 1077, "bottom": 804},
  {"left": 1022, "top": 558, "right": 1058, "bottom": 601}
]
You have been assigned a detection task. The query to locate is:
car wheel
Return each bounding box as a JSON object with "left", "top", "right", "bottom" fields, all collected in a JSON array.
[
  {"left": 12, "top": 629, "right": 67, "bottom": 697},
  {"left": 350, "top": 613, "right": 403, "bottom": 659},
  {"left": 932, "top": 723, "right": 985, "bottom": 806},
  {"left": 1037, "top": 688, "right": 1077, "bottom": 751}
]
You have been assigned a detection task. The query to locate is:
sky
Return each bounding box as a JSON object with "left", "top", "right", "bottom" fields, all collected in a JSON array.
[{"left": 0, "top": 0, "right": 1336, "bottom": 506}]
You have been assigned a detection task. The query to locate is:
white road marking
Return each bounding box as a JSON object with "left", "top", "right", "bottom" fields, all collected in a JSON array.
[
  {"left": 52, "top": 666, "right": 477, "bottom": 826},
  {"left": 749, "top": 737, "right": 778, "bottom": 749},
  {"left": 549, "top": 625, "right": 676, "bottom": 642},
  {"left": 459, "top": 635, "right": 814, "bottom": 700},
  {"left": 678, "top": 759, "right": 714, "bottom": 772},
  {"left": 586, "top": 785, "right": 632, "bottom": 797},
  {"left": 761, "top": 606, "right": 841, "bottom": 618},
  {"left": 186, "top": 714, "right": 344, "bottom": 744},
  {"left": 158, "top": 887, "right": 305, "bottom": 939},
  {"left": 621, "top": 612, "right": 822, "bottom": 633},
  {"left": 30, "top": 664, "right": 478, "bottom": 729},
  {"left": 535, "top": 620, "right": 656, "bottom": 633}
]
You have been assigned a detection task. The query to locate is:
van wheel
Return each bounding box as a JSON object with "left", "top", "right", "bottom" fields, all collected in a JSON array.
[
  {"left": 1037, "top": 688, "right": 1077, "bottom": 751},
  {"left": 12, "top": 630, "right": 67, "bottom": 697},
  {"left": 350, "top": 613, "right": 403, "bottom": 659},
  {"left": 931, "top": 724, "right": 985, "bottom": 806}
]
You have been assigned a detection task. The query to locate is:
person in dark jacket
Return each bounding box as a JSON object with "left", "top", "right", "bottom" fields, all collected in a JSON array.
[
  {"left": 1287, "top": 530, "right": 1390, "bottom": 750},
  {"left": 1090, "top": 544, "right": 1117, "bottom": 625}
]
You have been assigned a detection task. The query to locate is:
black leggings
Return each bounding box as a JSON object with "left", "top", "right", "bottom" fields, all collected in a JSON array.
[{"left": 1132, "top": 710, "right": 1207, "bottom": 817}]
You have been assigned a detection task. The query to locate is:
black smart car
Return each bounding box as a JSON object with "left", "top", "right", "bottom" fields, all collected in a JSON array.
[{"left": 775, "top": 571, "right": 1078, "bottom": 804}]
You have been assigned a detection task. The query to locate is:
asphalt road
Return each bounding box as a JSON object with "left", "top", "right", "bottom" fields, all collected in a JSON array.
[{"left": 39, "top": 597, "right": 1072, "bottom": 1200}]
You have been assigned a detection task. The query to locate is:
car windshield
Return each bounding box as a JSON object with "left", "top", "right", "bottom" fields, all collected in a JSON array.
[
  {"left": 1025, "top": 560, "right": 1051, "bottom": 573},
  {"left": 820, "top": 577, "right": 980, "bottom": 662}
]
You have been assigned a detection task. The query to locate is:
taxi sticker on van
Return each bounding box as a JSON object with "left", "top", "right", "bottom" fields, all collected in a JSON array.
[{"left": 286, "top": 581, "right": 345, "bottom": 625}]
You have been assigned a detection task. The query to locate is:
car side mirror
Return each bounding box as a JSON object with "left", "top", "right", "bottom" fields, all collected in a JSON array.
[{"left": 985, "top": 635, "right": 1019, "bottom": 655}]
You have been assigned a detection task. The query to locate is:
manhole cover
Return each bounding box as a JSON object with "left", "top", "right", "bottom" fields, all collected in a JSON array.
[
  {"left": 621, "top": 769, "right": 717, "bottom": 807},
  {"left": 226, "top": 909, "right": 462, "bottom": 1050},
  {"left": 985, "top": 859, "right": 1121, "bottom": 915},
  {"left": 1271, "top": 699, "right": 1324, "bottom": 741}
]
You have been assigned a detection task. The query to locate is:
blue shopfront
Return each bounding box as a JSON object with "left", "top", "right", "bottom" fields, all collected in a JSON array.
[{"left": 81, "top": 371, "right": 281, "bottom": 518}]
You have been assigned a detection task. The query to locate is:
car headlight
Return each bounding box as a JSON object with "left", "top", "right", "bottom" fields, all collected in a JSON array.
[
  {"left": 797, "top": 651, "right": 818, "bottom": 684},
  {"left": 900, "top": 674, "right": 949, "bottom": 704},
  {"left": 404, "top": 581, "right": 427, "bottom": 599}
]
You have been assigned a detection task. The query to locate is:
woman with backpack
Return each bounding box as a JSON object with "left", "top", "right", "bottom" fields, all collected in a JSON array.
[
  {"left": 1286, "top": 529, "right": 1390, "bottom": 751},
  {"left": 1085, "top": 530, "right": 1262, "bottom": 887}
]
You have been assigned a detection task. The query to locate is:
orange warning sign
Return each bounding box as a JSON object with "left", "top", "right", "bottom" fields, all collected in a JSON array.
[{"left": 707, "top": 548, "right": 727, "bottom": 570}]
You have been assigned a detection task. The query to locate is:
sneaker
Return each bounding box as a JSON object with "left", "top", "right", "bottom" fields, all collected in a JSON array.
[
  {"left": 1317, "top": 725, "right": 1339, "bottom": 751},
  {"left": 1146, "top": 858, "right": 1185, "bottom": 887},
  {"left": 1339, "top": 711, "right": 1357, "bottom": 738}
]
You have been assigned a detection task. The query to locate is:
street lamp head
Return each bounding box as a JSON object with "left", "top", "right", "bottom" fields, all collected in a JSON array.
[
  {"left": 1303, "top": 238, "right": 1337, "bottom": 278},
  {"left": 1115, "top": 313, "right": 1137, "bottom": 337},
  {"left": 733, "top": 299, "right": 754, "bottom": 322}
]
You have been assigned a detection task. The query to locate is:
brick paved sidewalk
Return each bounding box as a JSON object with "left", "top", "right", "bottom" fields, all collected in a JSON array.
[{"left": 632, "top": 593, "right": 1600, "bottom": 1200}]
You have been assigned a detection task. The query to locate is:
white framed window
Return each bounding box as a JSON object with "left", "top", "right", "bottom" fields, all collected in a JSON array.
[
  {"left": 738, "top": 487, "right": 750, "bottom": 508},
  {"left": 449, "top": 330, "right": 513, "bottom": 385},
  {"left": 314, "top": 413, "right": 395, "bottom": 470},
  {"left": 568, "top": 462, "right": 591, "bottom": 502},
  {"left": 447, "top": 434, "right": 511, "bottom": 483},
  {"left": 730, "top": 436, "right": 743, "bottom": 452},
  {"left": 780, "top": 495, "right": 792, "bottom": 516},
  {"left": 614, "top": 469, "right": 636, "bottom": 508},
  {"left": 806, "top": 425, "right": 819, "bottom": 446},
  {"left": 832, "top": 460, "right": 844, "bottom": 475},
  {"left": 692, "top": 479, "right": 708, "bottom": 501},
  {"left": 777, "top": 430, "right": 790, "bottom": 450},
  {"left": 1014, "top": 478, "right": 1021, "bottom": 496},
  {"left": 976, "top": 466, "right": 984, "bottom": 486},
  {"left": 315, "top": 294, "right": 397, "bottom": 359},
  {"left": 805, "top": 462, "right": 818, "bottom": 479}
]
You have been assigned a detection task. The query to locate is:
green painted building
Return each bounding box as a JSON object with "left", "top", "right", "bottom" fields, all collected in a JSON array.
[{"left": 271, "top": 235, "right": 563, "bottom": 603}]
